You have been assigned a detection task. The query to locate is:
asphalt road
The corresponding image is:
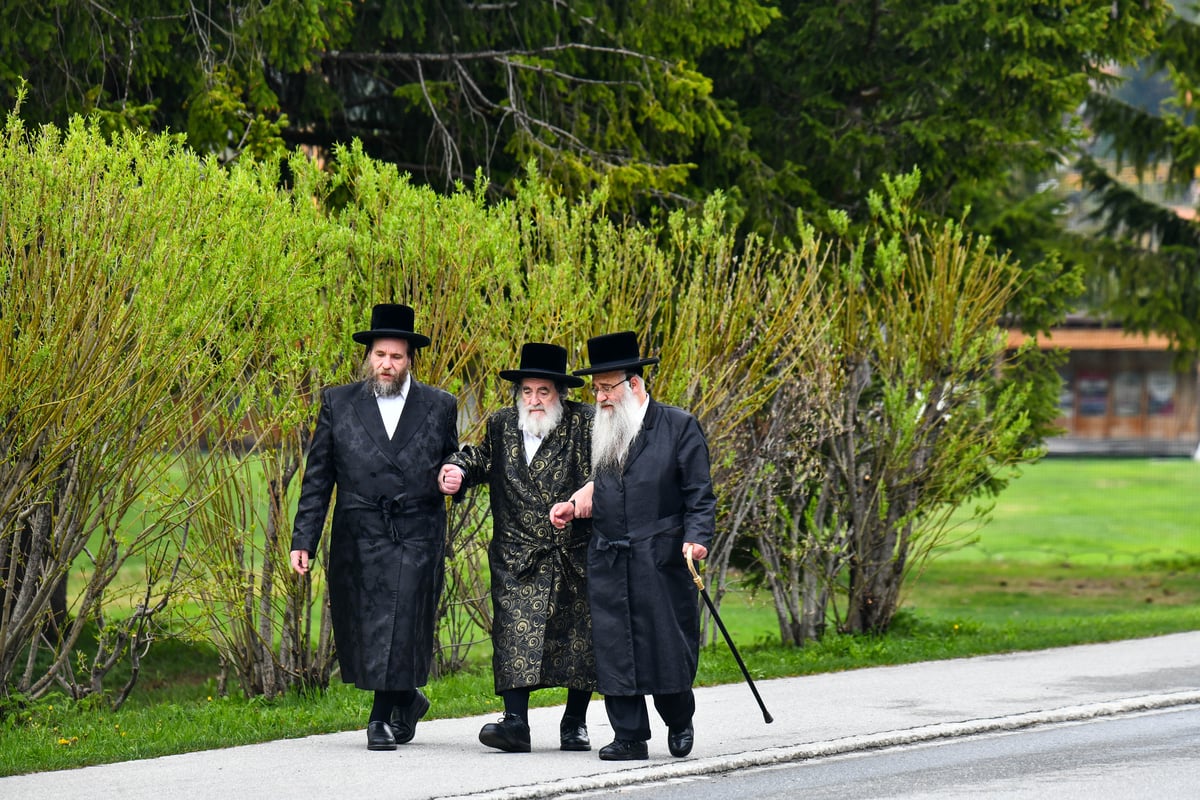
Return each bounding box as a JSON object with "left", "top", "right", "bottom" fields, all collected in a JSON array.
[
  {"left": 561, "top": 705, "right": 1200, "bottom": 799},
  {"left": 2, "top": 631, "right": 1198, "bottom": 800}
]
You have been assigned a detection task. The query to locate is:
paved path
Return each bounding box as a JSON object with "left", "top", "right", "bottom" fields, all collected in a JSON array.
[{"left": 4, "top": 632, "right": 1199, "bottom": 799}]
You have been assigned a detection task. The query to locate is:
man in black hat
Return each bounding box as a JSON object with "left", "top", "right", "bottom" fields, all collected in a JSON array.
[
  {"left": 438, "top": 343, "right": 597, "bottom": 753},
  {"left": 550, "top": 331, "right": 715, "bottom": 761},
  {"left": 290, "top": 303, "right": 459, "bottom": 752}
]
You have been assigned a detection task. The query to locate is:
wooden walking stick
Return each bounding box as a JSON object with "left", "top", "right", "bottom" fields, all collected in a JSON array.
[{"left": 687, "top": 548, "right": 774, "bottom": 723}]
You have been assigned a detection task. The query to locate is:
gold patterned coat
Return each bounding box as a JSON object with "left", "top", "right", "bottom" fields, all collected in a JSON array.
[{"left": 446, "top": 400, "right": 597, "bottom": 694}]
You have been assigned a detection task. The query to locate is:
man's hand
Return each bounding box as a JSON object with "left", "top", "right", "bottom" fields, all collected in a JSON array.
[
  {"left": 438, "top": 464, "right": 464, "bottom": 494},
  {"left": 570, "top": 482, "right": 594, "bottom": 519},
  {"left": 683, "top": 543, "right": 708, "bottom": 560},
  {"left": 291, "top": 549, "right": 311, "bottom": 575},
  {"left": 550, "top": 500, "right": 575, "bottom": 529},
  {"left": 551, "top": 482, "right": 594, "bottom": 529}
]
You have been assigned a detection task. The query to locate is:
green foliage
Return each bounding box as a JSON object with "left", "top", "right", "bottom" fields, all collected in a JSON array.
[
  {"left": 0, "top": 1, "right": 780, "bottom": 212},
  {"left": 1073, "top": 8, "right": 1200, "bottom": 356},
  {"left": 733, "top": 172, "right": 1059, "bottom": 641},
  {"left": 698, "top": 0, "right": 1169, "bottom": 238},
  {"left": 0, "top": 112, "right": 266, "bottom": 704},
  {"left": 0, "top": 1, "right": 353, "bottom": 157}
]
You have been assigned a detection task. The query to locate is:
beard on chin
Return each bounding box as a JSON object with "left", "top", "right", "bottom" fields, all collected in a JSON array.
[
  {"left": 362, "top": 362, "right": 407, "bottom": 398},
  {"left": 517, "top": 397, "right": 564, "bottom": 438},
  {"left": 592, "top": 390, "right": 642, "bottom": 473}
]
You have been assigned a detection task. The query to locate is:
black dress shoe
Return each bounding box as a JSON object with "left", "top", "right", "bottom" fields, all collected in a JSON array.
[
  {"left": 667, "top": 722, "right": 694, "bottom": 757},
  {"left": 389, "top": 690, "right": 431, "bottom": 745},
  {"left": 559, "top": 714, "right": 590, "bottom": 751},
  {"left": 478, "top": 712, "right": 531, "bottom": 753},
  {"left": 598, "top": 738, "right": 648, "bottom": 761},
  {"left": 366, "top": 720, "right": 397, "bottom": 751}
]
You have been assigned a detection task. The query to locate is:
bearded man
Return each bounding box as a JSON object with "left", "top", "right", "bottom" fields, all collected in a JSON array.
[
  {"left": 439, "top": 343, "right": 596, "bottom": 753},
  {"left": 550, "top": 331, "right": 715, "bottom": 762},
  {"left": 290, "top": 303, "right": 459, "bottom": 752}
]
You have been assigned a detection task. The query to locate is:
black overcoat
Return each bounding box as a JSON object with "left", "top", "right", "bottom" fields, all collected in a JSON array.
[
  {"left": 446, "top": 401, "right": 597, "bottom": 694},
  {"left": 291, "top": 379, "right": 458, "bottom": 691},
  {"left": 588, "top": 399, "right": 716, "bottom": 696}
]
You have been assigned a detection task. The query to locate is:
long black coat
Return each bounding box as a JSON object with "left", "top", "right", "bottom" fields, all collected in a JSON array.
[
  {"left": 291, "top": 379, "right": 458, "bottom": 691},
  {"left": 446, "top": 401, "right": 597, "bottom": 694},
  {"left": 588, "top": 399, "right": 716, "bottom": 696}
]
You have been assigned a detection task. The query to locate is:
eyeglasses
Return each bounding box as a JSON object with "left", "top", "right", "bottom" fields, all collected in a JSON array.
[{"left": 592, "top": 377, "right": 631, "bottom": 395}]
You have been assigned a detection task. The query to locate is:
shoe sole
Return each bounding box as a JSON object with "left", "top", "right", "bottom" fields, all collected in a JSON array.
[
  {"left": 598, "top": 753, "right": 648, "bottom": 761},
  {"left": 479, "top": 731, "right": 531, "bottom": 753},
  {"left": 367, "top": 743, "right": 397, "bottom": 751},
  {"left": 560, "top": 742, "right": 592, "bottom": 751}
]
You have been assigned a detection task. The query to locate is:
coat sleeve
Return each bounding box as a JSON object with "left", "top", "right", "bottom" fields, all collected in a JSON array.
[
  {"left": 441, "top": 391, "right": 460, "bottom": 461},
  {"left": 677, "top": 414, "right": 716, "bottom": 548},
  {"left": 443, "top": 414, "right": 494, "bottom": 490},
  {"left": 291, "top": 388, "right": 336, "bottom": 554}
]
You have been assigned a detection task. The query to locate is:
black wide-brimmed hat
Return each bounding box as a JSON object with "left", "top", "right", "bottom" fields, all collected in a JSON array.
[
  {"left": 498, "top": 342, "right": 585, "bottom": 388},
  {"left": 352, "top": 303, "right": 432, "bottom": 348},
  {"left": 572, "top": 331, "right": 659, "bottom": 376}
]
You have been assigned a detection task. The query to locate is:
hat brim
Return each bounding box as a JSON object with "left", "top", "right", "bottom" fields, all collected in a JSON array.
[
  {"left": 498, "top": 368, "right": 585, "bottom": 388},
  {"left": 572, "top": 356, "right": 660, "bottom": 376},
  {"left": 352, "top": 329, "right": 432, "bottom": 348}
]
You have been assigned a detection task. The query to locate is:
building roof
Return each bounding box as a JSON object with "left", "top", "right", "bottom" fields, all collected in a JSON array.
[{"left": 1007, "top": 327, "right": 1176, "bottom": 351}]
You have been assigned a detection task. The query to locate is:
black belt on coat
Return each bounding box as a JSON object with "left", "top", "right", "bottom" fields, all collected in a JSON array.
[
  {"left": 341, "top": 490, "right": 440, "bottom": 543},
  {"left": 594, "top": 513, "right": 684, "bottom": 566}
]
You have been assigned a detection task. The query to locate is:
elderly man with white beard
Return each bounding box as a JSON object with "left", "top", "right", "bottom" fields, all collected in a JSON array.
[
  {"left": 550, "top": 331, "right": 716, "bottom": 762},
  {"left": 439, "top": 343, "right": 597, "bottom": 753}
]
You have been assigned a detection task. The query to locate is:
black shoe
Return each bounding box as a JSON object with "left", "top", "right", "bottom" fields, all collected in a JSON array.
[
  {"left": 667, "top": 722, "right": 694, "bottom": 757},
  {"left": 598, "top": 738, "right": 648, "bottom": 761},
  {"left": 389, "top": 690, "right": 431, "bottom": 745},
  {"left": 479, "top": 712, "right": 531, "bottom": 753},
  {"left": 559, "top": 714, "right": 590, "bottom": 751},
  {"left": 366, "top": 720, "right": 397, "bottom": 751}
]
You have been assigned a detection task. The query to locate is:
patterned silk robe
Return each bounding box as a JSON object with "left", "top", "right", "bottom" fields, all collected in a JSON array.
[{"left": 446, "top": 400, "right": 597, "bottom": 694}]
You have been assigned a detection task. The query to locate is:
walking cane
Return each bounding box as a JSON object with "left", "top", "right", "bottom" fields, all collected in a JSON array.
[{"left": 687, "top": 548, "right": 774, "bottom": 723}]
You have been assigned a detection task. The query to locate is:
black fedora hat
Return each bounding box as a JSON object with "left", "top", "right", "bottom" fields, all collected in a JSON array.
[
  {"left": 352, "top": 303, "right": 432, "bottom": 348},
  {"left": 573, "top": 331, "right": 659, "bottom": 376},
  {"left": 498, "top": 343, "right": 585, "bottom": 388}
]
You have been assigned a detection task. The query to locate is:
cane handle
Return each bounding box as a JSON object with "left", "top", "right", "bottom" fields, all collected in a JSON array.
[{"left": 685, "top": 547, "right": 704, "bottom": 591}]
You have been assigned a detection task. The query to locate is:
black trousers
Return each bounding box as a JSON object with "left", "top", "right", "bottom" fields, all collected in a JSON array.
[{"left": 603, "top": 690, "right": 695, "bottom": 741}]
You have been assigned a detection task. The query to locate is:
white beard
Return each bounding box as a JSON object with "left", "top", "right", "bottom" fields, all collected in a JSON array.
[
  {"left": 592, "top": 390, "right": 643, "bottom": 473},
  {"left": 518, "top": 397, "right": 564, "bottom": 439}
]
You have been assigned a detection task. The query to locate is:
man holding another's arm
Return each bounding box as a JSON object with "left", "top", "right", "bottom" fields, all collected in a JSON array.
[
  {"left": 551, "top": 331, "right": 714, "bottom": 761},
  {"left": 439, "top": 343, "right": 597, "bottom": 753}
]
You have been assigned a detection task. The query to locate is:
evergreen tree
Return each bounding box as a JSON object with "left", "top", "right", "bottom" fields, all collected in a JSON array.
[{"left": 1077, "top": 5, "right": 1200, "bottom": 355}]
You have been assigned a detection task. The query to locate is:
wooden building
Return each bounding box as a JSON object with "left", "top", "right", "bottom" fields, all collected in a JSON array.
[{"left": 1008, "top": 325, "right": 1200, "bottom": 457}]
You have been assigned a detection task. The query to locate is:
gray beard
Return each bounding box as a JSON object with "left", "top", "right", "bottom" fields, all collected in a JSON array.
[
  {"left": 366, "top": 372, "right": 406, "bottom": 398},
  {"left": 361, "top": 360, "right": 407, "bottom": 398},
  {"left": 592, "top": 391, "right": 642, "bottom": 473},
  {"left": 517, "top": 398, "right": 564, "bottom": 439}
]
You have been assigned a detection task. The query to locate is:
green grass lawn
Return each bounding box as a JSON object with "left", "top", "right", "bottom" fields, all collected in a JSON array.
[
  {"left": 2, "top": 456, "right": 1197, "bottom": 776},
  {"left": 935, "top": 457, "right": 1198, "bottom": 565}
]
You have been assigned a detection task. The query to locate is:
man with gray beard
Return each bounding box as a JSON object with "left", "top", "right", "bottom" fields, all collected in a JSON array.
[
  {"left": 291, "top": 303, "right": 459, "bottom": 752},
  {"left": 551, "top": 331, "right": 715, "bottom": 762},
  {"left": 439, "top": 343, "right": 597, "bottom": 753}
]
